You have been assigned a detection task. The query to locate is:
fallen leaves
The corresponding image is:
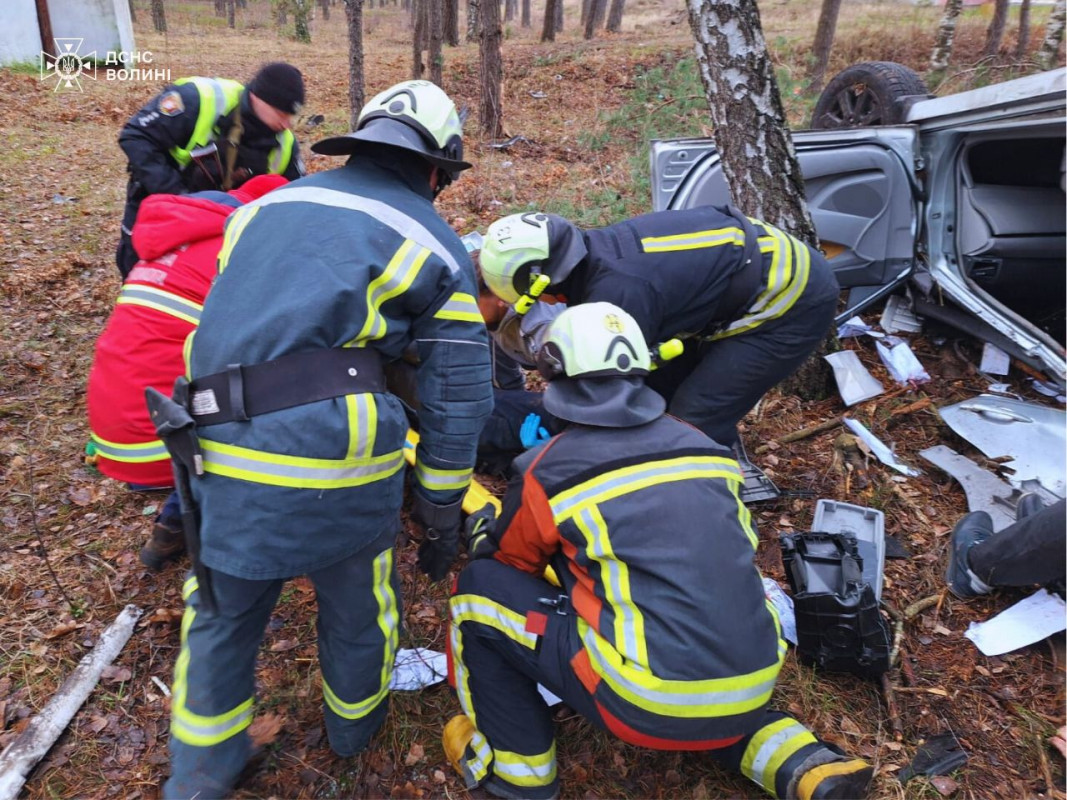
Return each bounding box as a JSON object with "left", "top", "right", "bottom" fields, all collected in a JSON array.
[{"left": 249, "top": 713, "right": 284, "bottom": 748}]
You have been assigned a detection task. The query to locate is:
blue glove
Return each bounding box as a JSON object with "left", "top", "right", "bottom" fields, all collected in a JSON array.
[{"left": 519, "top": 413, "right": 551, "bottom": 448}]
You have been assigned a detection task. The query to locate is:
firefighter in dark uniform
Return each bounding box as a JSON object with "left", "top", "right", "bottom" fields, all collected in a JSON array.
[
  {"left": 162, "top": 81, "right": 493, "bottom": 798},
  {"left": 443, "top": 302, "right": 873, "bottom": 800},
  {"left": 116, "top": 62, "right": 306, "bottom": 277},
  {"left": 478, "top": 208, "right": 839, "bottom": 448}
]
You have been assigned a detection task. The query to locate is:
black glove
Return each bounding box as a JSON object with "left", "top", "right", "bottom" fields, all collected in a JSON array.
[
  {"left": 413, "top": 493, "right": 463, "bottom": 581},
  {"left": 463, "top": 502, "right": 498, "bottom": 560}
]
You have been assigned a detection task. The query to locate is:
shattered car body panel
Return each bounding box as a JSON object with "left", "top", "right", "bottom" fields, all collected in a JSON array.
[{"left": 650, "top": 68, "right": 1066, "bottom": 387}]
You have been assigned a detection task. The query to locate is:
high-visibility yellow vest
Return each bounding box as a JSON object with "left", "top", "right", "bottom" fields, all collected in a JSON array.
[{"left": 168, "top": 77, "right": 294, "bottom": 176}]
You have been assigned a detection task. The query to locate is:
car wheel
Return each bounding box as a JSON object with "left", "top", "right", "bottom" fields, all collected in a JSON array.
[{"left": 811, "top": 62, "right": 930, "bottom": 129}]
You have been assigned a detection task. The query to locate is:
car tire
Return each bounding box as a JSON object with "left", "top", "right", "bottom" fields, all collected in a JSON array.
[{"left": 811, "top": 62, "right": 930, "bottom": 129}]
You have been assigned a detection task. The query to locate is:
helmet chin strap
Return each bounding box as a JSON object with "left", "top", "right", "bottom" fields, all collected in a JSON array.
[{"left": 514, "top": 273, "right": 552, "bottom": 315}]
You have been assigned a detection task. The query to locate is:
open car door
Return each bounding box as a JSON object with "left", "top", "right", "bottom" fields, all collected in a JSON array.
[{"left": 650, "top": 127, "right": 921, "bottom": 323}]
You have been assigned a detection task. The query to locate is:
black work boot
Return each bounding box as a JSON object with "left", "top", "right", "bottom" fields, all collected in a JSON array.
[
  {"left": 945, "top": 511, "right": 994, "bottom": 599},
  {"left": 139, "top": 520, "right": 186, "bottom": 570}
]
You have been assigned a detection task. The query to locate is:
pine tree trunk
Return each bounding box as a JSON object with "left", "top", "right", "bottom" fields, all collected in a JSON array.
[
  {"left": 807, "top": 0, "right": 842, "bottom": 93},
  {"left": 429, "top": 0, "right": 444, "bottom": 85},
  {"left": 505, "top": 0, "right": 517, "bottom": 22},
  {"left": 344, "top": 0, "right": 365, "bottom": 129},
  {"left": 1015, "top": 0, "right": 1032, "bottom": 57},
  {"left": 541, "top": 0, "right": 557, "bottom": 40},
  {"left": 555, "top": 0, "right": 563, "bottom": 32},
  {"left": 580, "top": 0, "right": 591, "bottom": 28},
  {"left": 478, "top": 0, "right": 503, "bottom": 136},
  {"left": 444, "top": 0, "right": 460, "bottom": 45},
  {"left": 151, "top": 0, "right": 167, "bottom": 32},
  {"left": 1036, "top": 0, "right": 1066, "bottom": 68},
  {"left": 983, "top": 0, "right": 1009, "bottom": 56},
  {"left": 228, "top": 0, "right": 236, "bottom": 27},
  {"left": 929, "top": 0, "right": 962, "bottom": 72},
  {"left": 276, "top": 0, "right": 289, "bottom": 25},
  {"left": 606, "top": 0, "right": 625, "bottom": 33},
  {"left": 467, "top": 0, "right": 479, "bottom": 41},
  {"left": 237, "top": 0, "right": 247, "bottom": 8},
  {"left": 521, "top": 0, "right": 531, "bottom": 28},
  {"left": 216, "top": 0, "right": 226, "bottom": 16},
  {"left": 583, "top": 0, "right": 606, "bottom": 38},
  {"left": 294, "top": 0, "right": 311, "bottom": 40},
  {"left": 413, "top": 0, "right": 428, "bottom": 77},
  {"left": 319, "top": 0, "right": 330, "bottom": 19},
  {"left": 685, "top": 0, "right": 817, "bottom": 243}
]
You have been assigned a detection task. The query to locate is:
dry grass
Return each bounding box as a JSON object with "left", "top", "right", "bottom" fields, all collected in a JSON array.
[{"left": 0, "top": 0, "right": 1064, "bottom": 798}]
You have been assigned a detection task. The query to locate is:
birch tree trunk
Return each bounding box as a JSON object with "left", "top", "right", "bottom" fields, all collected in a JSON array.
[
  {"left": 344, "top": 0, "right": 365, "bottom": 129},
  {"left": 685, "top": 0, "right": 816, "bottom": 242},
  {"left": 542, "top": 0, "right": 557, "bottom": 41},
  {"left": 429, "top": 0, "right": 444, "bottom": 85},
  {"left": 151, "top": 0, "right": 167, "bottom": 32},
  {"left": 983, "top": 0, "right": 1010, "bottom": 56},
  {"left": 467, "top": 0, "right": 479, "bottom": 41},
  {"left": 1015, "top": 0, "right": 1032, "bottom": 57},
  {"left": 478, "top": 0, "right": 503, "bottom": 136},
  {"left": 606, "top": 0, "right": 625, "bottom": 32},
  {"left": 1036, "top": 0, "right": 1066, "bottom": 69},
  {"left": 807, "top": 0, "right": 842, "bottom": 93},
  {"left": 929, "top": 0, "right": 962, "bottom": 72}
]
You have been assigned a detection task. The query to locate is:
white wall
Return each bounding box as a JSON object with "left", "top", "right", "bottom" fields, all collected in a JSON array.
[
  {"left": 49, "top": 0, "right": 135, "bottom": 59},
  {"left": 0, "top": 0, "right": 43, "bottom": 66}
]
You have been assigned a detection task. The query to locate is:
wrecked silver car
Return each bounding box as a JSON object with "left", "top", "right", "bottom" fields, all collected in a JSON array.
[{"left": 650, "top": 66, "right": 1066, "bottom": 388}]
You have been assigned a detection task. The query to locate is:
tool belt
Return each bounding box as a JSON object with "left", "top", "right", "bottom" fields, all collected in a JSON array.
[
  {"left": 702, "top": 206, "right": 768, "bottom": 335},
  {"left": 189, "top": 347, "right": 386, "bottom": 426}
]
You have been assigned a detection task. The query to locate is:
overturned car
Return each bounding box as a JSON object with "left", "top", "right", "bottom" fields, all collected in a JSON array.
[{"left": 651, "top": 65, "right": 1066, "bottom": 388}]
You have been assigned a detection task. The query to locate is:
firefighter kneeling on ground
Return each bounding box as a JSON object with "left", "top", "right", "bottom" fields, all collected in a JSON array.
[{"left": 443, "top": 302, "right": 873, "bottom": 800}]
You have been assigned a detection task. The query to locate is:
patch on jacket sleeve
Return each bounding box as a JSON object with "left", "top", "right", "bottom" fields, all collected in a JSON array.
[{"left": 158, "top": 91, "right": 185, "bottom": 116}]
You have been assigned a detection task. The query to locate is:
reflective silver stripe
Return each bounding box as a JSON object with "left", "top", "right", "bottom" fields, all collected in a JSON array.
[
  {"left": 581, "top": 624, "right": 777, "bottom": 710},
  {"left": 415, "top": 460, "right": 473, "bottom": 491},
  {"left": 172, "top": 703, "right": 253, "bottom": 744},
  {"left": 493, "top": 747, "right": 557, "bottom": 783},
  {"left": 90, "top": 436, "right": 170, "bottom": 461},
  {"left": 747, "top": 721, "right": 811, "bottom": 786},
  {"left": 250, "top": 187, "right": 462, "bottom": 274},
  {"left": 640, "top": 228, "right": 744, "bottom": 252},
  {"left": 469, "top": 731, "right": 494, "bottom": 782},
  {"left": 117, "top": 284, "right": 203, "bottom": 324},
  {"left": 550, "top": 458, "right": 743, "bottom": 519},
  {"left": 201, "top": 441, "right": 404, "bottom": 488},
  {"left": 576, "top": 506, "right": 641, "bottom": 664},
  {"left": 435, "top": 292, "right": 481, "bottom": 321}
]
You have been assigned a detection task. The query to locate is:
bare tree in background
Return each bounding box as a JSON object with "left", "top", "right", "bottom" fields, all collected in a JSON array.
[
  {"left": 505, "top": 0, "right": 517, "bottom": 23},
  {"left": 1037, "top": 0, "right": 1066, "bottom": 68},
  {"left": 215, "top": 0, "right": 226, "bottom": 16},
  {"left": 275, "top": 0, "right": 289, "bottom": 25},
  {"left": 151, "top": 0, "right": 167, "bottom": 32},
  {"left": 606, "top": 0, "right": 625, "bottom": 33},
  {"left": 344, "top": 0, "right": 365, "bottom": 128},
  {"left": 228, "top": 0, "right": 236, "bottom": 28},
  {"left": 686, "top": 0, "right": 816, "bottom": 242},
  {"left": 1015, "top": 0, "right": 1032, "bottom": 57},
  {"left": 294, "top": 0, "right": 312, "bottom": 40},
  {"left": 983, "top": 0, "right": 1009, "bottom": 56},
  {"left": 467, "top": 0, "right": 479, "bottom": 41},
  {"left": 580, "top": 0, "right": 591, "bottom": 29},
  {"left": 583, "top": 0, "right": 607, "bottom": 38},
  {"left": 429, "top": 0, "right": 444, "bottom": 85},
  {"left": 555, "top": 0, "right": 563, "bottom": 32},
  {"left": 444, "top": 0, "right": 460, "bottom": 46},
  {"left": 521, "top": 0, "right": 531, "bottom": 28},
  {"left": 413, "top": 0, "right": 428, "bottom": 77},
  {"left": 128, "top": 0, "right": 136, "bottom": 23},
  {"left": 542, "top": 0, "right": 558, "bottom": 40},
  {"left": 930, "top": 0, "right": 962, "bottom": 72},
  {"left": 319, "top": 0, "right": 330, "bottom": 20},
  {"left": 806, "top": 0, "right": 842, "bottom": 93},
  {"left": 478, "top": 0, "right": 503, "bottom": 136}
]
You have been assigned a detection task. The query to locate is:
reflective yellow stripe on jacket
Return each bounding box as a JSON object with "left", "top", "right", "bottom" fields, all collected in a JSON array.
[
  {"left": 89, "top": 432, "right": 170, "bottom": 463},
  {"left": 710, "top": 223, "right": 811, "bottom": 339},
  {"left": 116, "top": 284, "right": 203, "bottom": 326},
  {"left": 200, "top": 439, "right": 404, "bottom": 490}
]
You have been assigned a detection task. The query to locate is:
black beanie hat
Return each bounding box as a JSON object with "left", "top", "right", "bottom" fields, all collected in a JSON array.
[{"left": 247, "top": 62, "right": 305, "bottom": 114}]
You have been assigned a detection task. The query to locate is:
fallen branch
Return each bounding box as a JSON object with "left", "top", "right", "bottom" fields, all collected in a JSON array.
[
  {"left": 0, "top": 605, "right": 143, "bottom": 800},
  {"left": 890, "top": 482, "right": 933, "bottom": 529},
  {"left": 881, "top": 673, "right": 904, "bottom": 741},
  {"left": 889, "top": 396, "right": 932, "bottom": 417},
  {"left": 904, "top": 593, "right": 943, "bottom": 621},
  {"left": 754, "top": 417, "right": 842, "bottom": 455}
]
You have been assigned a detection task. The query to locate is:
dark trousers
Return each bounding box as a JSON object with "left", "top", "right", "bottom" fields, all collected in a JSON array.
[
  {"left": 164, "top": 534, "right": 400, "bottom": 799},
  {"left": 451, "top": 558, "right": 828, "bottom": 799},
  {"left": 647, "top": 252, "right": 839, "bottom": 447},
  {"left": 970, "top": 499, "right": 1066, "bottom": 588}
]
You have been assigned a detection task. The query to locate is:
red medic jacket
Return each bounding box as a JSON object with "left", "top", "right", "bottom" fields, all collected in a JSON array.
[{"left": 86, "top": 193, "right": 239, "bottom": 486}]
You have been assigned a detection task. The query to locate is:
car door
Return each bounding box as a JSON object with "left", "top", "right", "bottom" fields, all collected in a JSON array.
[{"left": 650, "top": 127, "right": 921, "bottom": 321}]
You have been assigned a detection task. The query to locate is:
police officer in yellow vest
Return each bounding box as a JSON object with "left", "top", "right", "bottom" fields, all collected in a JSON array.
[{"left": 117, "top": 62, "right": 305, "bottom": 277}]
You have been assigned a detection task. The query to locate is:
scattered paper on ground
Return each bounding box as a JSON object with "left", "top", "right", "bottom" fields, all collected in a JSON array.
[
  {"left": 762, "top": 577, "right": 797, "bottom": 645},
  {"left": 965, "top": 589, "right": 1067, "bottom": 656},
  {"left": 389, "top": 648, "right": 447, "bottom": 691}
]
